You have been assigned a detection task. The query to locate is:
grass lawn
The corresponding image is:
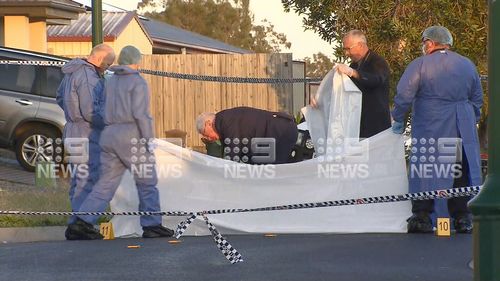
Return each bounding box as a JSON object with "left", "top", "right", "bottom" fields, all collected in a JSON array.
[{"left": 0, "top": 179, "right": 71, "bottom": 227}]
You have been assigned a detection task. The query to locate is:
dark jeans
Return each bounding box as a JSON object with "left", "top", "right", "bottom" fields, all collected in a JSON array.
[{"left": 411, "top": 152, "right": 471, "bottom": 219}]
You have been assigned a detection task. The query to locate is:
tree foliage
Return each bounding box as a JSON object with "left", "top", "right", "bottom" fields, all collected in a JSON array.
[
  {"left": 304, "top": 52, "right": 335, "bottom": 78},
  {"left": 138, "top": 0, "right": 291, "bottom": 53},
  {"left": 282, "top": 0, "right": 488, "bottom": 143}
]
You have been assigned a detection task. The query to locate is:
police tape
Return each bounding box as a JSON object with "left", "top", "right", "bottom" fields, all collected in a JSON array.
[
  {"left": 0, "top": 185, "right": 481, "bottom": 264},
  {"left": 0, "top": 60, "right": 321, "bottom": 84},
  {"left": 202, "top": 214, "right": 244, "bottom": 264},
  {"left": 0, "top": 185, "right": 480, "bottom": 218},
  {"left": 0, "top": 60, "right": 66, "bottom": 66},
  {"left": 0, "top": 60, "right": 489, "bottom": 82}
]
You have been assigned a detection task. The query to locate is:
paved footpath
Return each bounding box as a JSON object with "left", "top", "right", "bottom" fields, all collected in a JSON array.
[
  {"left": 0, "top": 156, "right": 34, "bottom": 186},
  {"left": 0, "top": 233, "right": 473, "bottom": 281}
]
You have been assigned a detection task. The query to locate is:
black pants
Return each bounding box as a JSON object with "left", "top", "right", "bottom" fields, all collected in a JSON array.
[{"left": 411, "top": 152, "right": 471, "bottom": 219}]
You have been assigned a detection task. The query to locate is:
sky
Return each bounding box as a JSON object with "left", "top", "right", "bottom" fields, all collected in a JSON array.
[{"left": 74, "top": 0, "right": 335, "bottom": 61}]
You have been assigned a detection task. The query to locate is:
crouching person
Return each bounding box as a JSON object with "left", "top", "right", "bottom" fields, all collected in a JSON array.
[
  {"left": 66, "top": 46, "right": 174, "bottom": 239},
  {"left": 196, "top": 107, "right": 298, "bottom": 164}
]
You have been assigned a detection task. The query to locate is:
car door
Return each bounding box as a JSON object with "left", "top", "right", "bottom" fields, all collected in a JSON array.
[{"left": 0, "top": 63, "right": 41, "bottom": 143}]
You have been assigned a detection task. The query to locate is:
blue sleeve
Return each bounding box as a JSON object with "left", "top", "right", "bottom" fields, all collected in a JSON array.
[
  {"left": 468, "top": 64, "right": 483, "bottom": 123},
  {"left": 90, "top": 79, "right": 105, "bottom": 129},
  {"left": 391, "top": 59, "right": 422, "bottom": 122},
  {"left": 132, "top": 78, "right": 154, "bottom": 140},
  {"left": 78, "top": 70, "right": 98, "bottom": 124},
  {"left": 56, "top": 76, "right": 67, "bottom": 110},
  {"left": 61, "top": 72, "right": 84, "bottom": 123},
  {"left": 75, "top": 70, "right": 104, "bottom": 129}
]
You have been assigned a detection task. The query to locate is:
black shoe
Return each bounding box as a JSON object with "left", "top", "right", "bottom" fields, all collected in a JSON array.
[
  {"left": 65, "top": 218, "right": 103, "bottom": 240},
  {"left": 407, "top": 213, "right": 434, "bottom": 233},
  {"left": 142, "top": 225, "right": 174, "bottom": 238},
  {"left": 454, "top": 216, "right": 473, "bottom": 234}
]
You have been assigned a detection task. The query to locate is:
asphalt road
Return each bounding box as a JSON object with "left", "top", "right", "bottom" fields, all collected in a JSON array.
[
  {"left": 0, "top": 233, "right": 472, "bottom": 281},
  {"left": 0, "top": 149, "right": 475, "bottom": 281}
]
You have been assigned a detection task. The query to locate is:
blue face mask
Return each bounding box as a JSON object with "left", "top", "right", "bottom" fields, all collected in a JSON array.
[{"left": 103, "top": 70, "right": 114, "bottom": 80}]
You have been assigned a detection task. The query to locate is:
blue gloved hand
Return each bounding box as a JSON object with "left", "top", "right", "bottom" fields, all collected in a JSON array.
[{"left": 391, "top": 121, "right": 404, "bottom": 134}]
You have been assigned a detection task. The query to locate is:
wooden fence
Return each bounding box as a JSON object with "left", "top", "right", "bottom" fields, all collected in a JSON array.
[{"left": 139, "top": 53, "right": 294, "bottom": 148}]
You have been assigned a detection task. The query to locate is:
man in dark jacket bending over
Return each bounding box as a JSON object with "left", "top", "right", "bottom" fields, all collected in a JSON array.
[{"left": 196, "top": 107, "right": 298, "bottom": 164}]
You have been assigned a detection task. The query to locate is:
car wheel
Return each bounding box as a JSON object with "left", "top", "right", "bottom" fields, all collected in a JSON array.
[{"left": 14, "top": 127, "right": 62, "bottom": 172}]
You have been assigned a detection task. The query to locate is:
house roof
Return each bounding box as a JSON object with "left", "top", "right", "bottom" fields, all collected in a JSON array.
[
  {"left": 139, "top": 17, "right": 251, "bottom": 54},
  {"left": 0, "top": 0, "right": 82, "bottom": 8},
  {"left": 46, "top": 10, "right": 250, "bottom": 54},
  {"left": 0, "top": 0, "right": 85, "bottom": 22},
  {"left": 47, "top": 11, "right": 152, "bottom": 43}
]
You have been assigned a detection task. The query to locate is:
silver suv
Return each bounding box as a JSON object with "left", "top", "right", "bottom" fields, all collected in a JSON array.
[{"left": 0, "top": 46, "right": 67, "bottom": 171}]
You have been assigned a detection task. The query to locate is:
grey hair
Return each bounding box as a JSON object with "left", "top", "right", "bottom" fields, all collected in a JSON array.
[
  {"left": 344, "top": 30, "right": 367, "bottom": 44},
  {"left": 422, "top": 26, "right": 453, "bottom": 46},
  {"left": 118, "top": 45, "right": 142, "bottom": 65},
  {"left": 196, "top": 112, "right": 215, "bottom": 133}
]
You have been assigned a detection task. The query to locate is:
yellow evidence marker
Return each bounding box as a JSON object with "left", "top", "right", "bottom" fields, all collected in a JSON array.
[
  {"left": 127, "top": 245, "right": 141, "bottom": 249},
  {"left": 99, "top": 222, "right": 115, "bottom": 240},
  {"left": 436, "top": 218, "right": 451, "bottom": 237}
]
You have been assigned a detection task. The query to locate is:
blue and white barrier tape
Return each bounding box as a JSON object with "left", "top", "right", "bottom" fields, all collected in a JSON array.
[
  {"left": 0, "top": 60, "right": 488, "bottom": 82},
  {"left": 0, "top": 60, "right": 321, "bottom": 84},
  {"left": 0, "top": 185, "right": 481, "bottom": 264},
  {"left": 0, "top": 185, "right": 481, "bottom": 217}
]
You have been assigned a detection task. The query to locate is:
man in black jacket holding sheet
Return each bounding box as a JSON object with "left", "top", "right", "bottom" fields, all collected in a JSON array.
[{"left": 312, "top": 30, "right": 391, "bottom": 139}]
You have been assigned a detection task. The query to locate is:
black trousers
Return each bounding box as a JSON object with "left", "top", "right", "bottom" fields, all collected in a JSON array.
[{"left": 411, "top": 151, "right": 471, "bottom": 219}]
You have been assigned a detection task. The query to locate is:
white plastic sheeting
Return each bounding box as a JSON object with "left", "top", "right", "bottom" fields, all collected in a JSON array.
[
  {"left": 110, "top": 71, "right": 411, "bottom": 237},
  {"left": 302, "top": 69, "right": 362, "bottom": 151}
]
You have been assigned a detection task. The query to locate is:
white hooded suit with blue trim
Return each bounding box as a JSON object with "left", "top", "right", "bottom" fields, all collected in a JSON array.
[
  {"left": 56, "top": 58, "right": 105, "bottom": 223},
  {"left": 77, "top": 65, "right": 162, "bottom": 227}
]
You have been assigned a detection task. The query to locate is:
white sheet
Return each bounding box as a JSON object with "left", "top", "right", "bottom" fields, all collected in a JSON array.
[
  {"left": 302, "top": 69, "right": 362, "bottom": 153},
  {"left": 110, "top": 71, "right": 411, "bottom": 237},
  {"left": 111, "top": 131, "right": 410, "bottom": 237}
]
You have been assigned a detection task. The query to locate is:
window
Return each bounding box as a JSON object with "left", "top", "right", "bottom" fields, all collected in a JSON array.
[
  {"left": 41, "top": 66, "right": 64, "bottom": 98},
  {"left": 0, "top": 64, "right": 37, "bottom": 94}
]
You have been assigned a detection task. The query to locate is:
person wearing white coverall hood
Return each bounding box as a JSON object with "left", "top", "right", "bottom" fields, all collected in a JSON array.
[
  {"left": 391, "top": 26, "right": 483, "bottom": 234},
  {"left": 76, "top": 45, "right": 174, "bottom": 238},
  {"left": 57, "top": 44, "right": 115, "bottom": 240}
]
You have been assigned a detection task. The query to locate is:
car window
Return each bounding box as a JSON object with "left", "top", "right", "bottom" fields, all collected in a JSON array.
[
  {"left": 41, "top": 66, "right": 64, "bottom": 98},
  {"left": 0, "top": 64, "right": 37, "bottom": 94}
]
